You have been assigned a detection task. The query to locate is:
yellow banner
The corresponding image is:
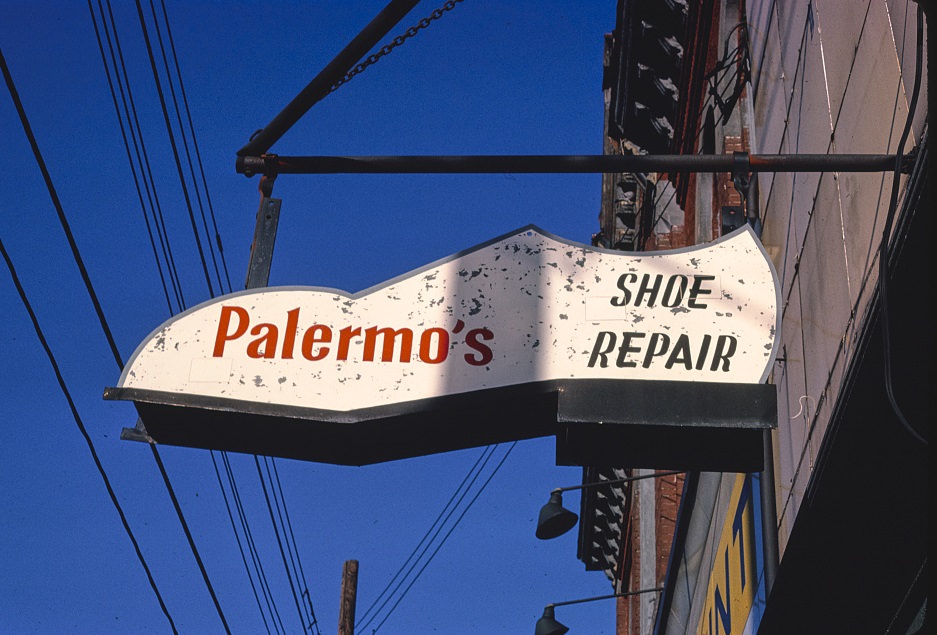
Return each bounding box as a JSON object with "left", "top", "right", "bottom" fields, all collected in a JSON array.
[{"left": 697, "top": 474, "right": 756, "bottom": 635}]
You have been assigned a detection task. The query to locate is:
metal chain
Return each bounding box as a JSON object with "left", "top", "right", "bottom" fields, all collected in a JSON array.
[{"left": 329, "top": 0, "right": 463, "bottom": 93}]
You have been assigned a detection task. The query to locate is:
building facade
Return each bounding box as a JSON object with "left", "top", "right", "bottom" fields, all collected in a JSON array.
[{"left": 579, "top": 1, "right": 929, "bottom": 633}]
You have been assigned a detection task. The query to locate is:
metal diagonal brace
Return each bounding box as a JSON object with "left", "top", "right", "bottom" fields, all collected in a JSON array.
[{"left": 237, "top": 0, "right": 421, "bottom": 157}]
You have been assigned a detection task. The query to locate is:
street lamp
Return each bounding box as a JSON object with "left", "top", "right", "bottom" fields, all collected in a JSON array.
[
  {"left": 534, "top": 588, "right": 665, "bottom": 635},
  {"left": 535, "top": 470, "right": 684, "bottom": 539}
]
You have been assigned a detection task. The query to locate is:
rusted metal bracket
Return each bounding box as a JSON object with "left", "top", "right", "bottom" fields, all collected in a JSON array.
[
  {"left": 120, "top": 418, "right": 155, "bottom": 444},
  {"left": 731, "top": 151, "right": 751, "bottom": 199},
  {"left": 259, "top": 176, "right": 275, "bottom": 199},
  {"left": 238, "top": 154, "right": 281, "bottom": 180},
  {"left": 246, "top": 161, "right": 282, "bottom": 290}
]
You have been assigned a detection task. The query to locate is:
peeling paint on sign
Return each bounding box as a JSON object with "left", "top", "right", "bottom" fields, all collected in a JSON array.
[{"left": 114, "top": 225, "right": 780, "bottom": 412}]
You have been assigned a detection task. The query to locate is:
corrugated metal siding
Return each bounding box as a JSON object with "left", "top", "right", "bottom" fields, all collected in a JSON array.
[{"left": 750, "top": 0, "right": 924, "bottom": 555}]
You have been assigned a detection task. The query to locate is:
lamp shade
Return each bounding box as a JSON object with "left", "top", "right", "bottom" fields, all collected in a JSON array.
[
  {"left": 535, "top": 490, "right": 579, "bottom": 540},
  {"left": 534, "top": 605, "right": 569, "bottom": 635}
]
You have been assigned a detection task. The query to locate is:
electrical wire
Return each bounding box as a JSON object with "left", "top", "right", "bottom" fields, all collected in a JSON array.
[
  {"left": 132, "top": 0, "right": 215, "bottom": 297},
  {"left": 88, "top": 1, "right": 281, "bottom": 628},
  {"left": 2, "top": 49, "right": 121, "bottom": 371},
  {"left": 91, "top": 0, "right": 297, "bottom": 623},
  {"left": 144, "top": 0, "right": 230, "bottom": 294},
  {"left": 255, "top": 456, "right": 316, "bottom": 634},
  {"left": 87, "top": 1, "right": 175, "bottom": 312},
  {"left": 154, "top": 0, "right": 232, "bottom": 292},
  {"left": 0, "top": 237, "right": 178, "bottom": 634},
  {"left": 90, "top": 2, "right": 319, "bottom": 628},
  {"left": 95, "top": 0, "right": 188, "bottom": 313},
  {"left": 877, "top": 3, "right": 927, "bottom": 445},
  {"left": 110, "top": 0, "right": 293, "bottom": 626},
  {"left": 138, "top": 1, "right": 322, "bottom": 623},
  {"left": 209, "top": 452, "right": 275, "bottom": 635},
  {"left": 222, "top": 452, "right": 288, "bottom": 634},
  {"left": 1, "top": 46, "right": 232, "bottom": 633},
  {"left": 883, "top": 556, "right": 927, "bottom": 634},
  {"left": 369, "top": 442, "right": 518, "bottom": 634},
  {"left": 268, "top": 457, "right": 321, "bottom": 633},
  {"left": 355, "top": 445, "right": 497, "bottom": 628},
  {"left": 90, "top": 0, "right": 187, "bottom": 314},
  {"left": 357, "top": 443, "right": 517, "bottom": 633},
  {"left": 150, "top": 445, "right": 233, "bottom": 634}
]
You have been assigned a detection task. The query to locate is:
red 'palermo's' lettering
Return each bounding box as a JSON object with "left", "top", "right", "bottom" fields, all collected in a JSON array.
[
  {"left": 464, "top": 328, "right": 494, "bottom": 366},
  {"left": 211, "top": 305, "right": 493, "bottom": 368}
]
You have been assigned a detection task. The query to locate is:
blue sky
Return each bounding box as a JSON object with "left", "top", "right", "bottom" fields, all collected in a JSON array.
[{"left": 1, "top": 2, "right": 621, "bottom": 632}]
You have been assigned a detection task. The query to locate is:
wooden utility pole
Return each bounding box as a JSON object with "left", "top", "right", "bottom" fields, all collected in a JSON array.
[{"left": 338, "top": 560, "right": 358, "bottom": 635}]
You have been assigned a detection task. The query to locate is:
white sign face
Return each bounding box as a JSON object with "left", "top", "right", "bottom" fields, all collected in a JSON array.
[{"left": 114, "top": 225, "right": 779, "bottom": 413}]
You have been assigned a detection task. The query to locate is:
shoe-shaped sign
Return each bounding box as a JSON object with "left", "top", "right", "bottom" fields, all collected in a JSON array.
[{"left": 106, "top": 225, "right": 779, "bottom": 467}]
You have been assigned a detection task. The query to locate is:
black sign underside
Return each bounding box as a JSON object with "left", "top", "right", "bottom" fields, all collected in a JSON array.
[{"left": 105, "top": 380, "right": 775, "bottom": 470}]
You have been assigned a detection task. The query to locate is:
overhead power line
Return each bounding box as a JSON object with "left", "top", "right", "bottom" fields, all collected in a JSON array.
[
  {"left": 132, "top": 0, "right": 215, "bottom": 297},
  {"left": 372, "top": 442, "right": 517, "bottom": 633},
  {"left": 0, "top": 236, "right": 178, "bottom": 634},
  {"left": 88, "top": 0, "right": 186, "bottom": 313},
  {"left": 1, "top": 48, "right": 123, "bottom": 370},
  {"left": 86, "top": 2, "right": 279, "bottom": 624},
  {"left": 144, "top": 0, "right": 232, "bottom": 294},
  {"left": 209, "top": 452, "right": 277, "bottom": 635},
  {"left": 89, "top": 1, "right": 323, "bottom": 629},
  {"left": 355, "top": 445, "right": 497, "bottom": 628},
  {"left": 255, "top": 456, "right": 320, "bottom": 634},
  {"left": 266, "top": 456, "right": 321, "bottom": 633},
  {"left": 1, "top": 47, "right": 231, "bottom": 633},
  {"left": 356, "top": 442, "right": 517, "bottom": 633}
]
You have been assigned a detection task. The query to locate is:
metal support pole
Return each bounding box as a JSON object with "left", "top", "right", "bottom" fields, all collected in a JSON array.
[
  {"left": 338, "top": 560, "right": 359, "bottom": 635},
  {"left": 760, "top": 429, "right": 779, "bottom": 597},
  {"left": 555, "top": 469, "right": 684, "bottom": 493},
  {"left": 236, "top": 153, "right": 904, "bottom": 177},
  {"left": 548, "top": 587, "right": 665, "bottom": 609}
]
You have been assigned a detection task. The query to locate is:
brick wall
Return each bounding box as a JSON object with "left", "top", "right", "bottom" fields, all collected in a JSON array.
[{"left": 615, "top": 471, "right": 686, "bottom": 634}]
